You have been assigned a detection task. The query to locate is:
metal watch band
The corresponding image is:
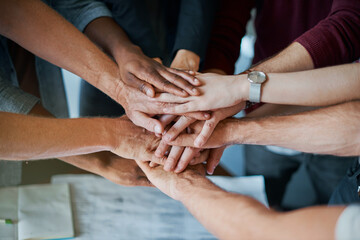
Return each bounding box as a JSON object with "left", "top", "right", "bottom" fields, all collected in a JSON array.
[{"left": 249, "top": 83, "right": 261, "bottom": 103}]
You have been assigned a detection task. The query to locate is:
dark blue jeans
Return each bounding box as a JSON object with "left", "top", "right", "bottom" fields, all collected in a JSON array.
[
  {"left": 245, "top": 145, "right": 356, "bottom": 207},
  {"left": 329, "top": 159, "right": 360, "bottom": 205}
]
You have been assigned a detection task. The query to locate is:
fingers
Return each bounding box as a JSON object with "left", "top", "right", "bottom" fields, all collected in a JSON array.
[
  {"left": 154, "top": 140, "right": 170, "bottom": 158},
  {"left": 194, "top": 118, "right": 219, "bottom": 148},
  {"left": 166, "top": 67, "right": 201, "bottom": 87},
  {"left": 164, "top": 146, "right": 185, "bottom": 172},
  {"left": 163, "top": 115, "right": 196, "bottom": 142},
  {"left": 144, "top": 69, "right": 190, "bottom": 97},
  {"left": 125, "top": 73, "right": 156, "bottom": 97},
  {"left": 163, "top": 103, "right": 195, "bottom": 114},
  {"left": 206, "top": 147, "right": 226, "bottom": 175},
  {"left": 129, "top": 111, "right": 164, "bottom": 134},
  {"left": 155, "top": 92, "right": 189, "bottom": 103},
  {"left": 190, "top": 149, "right": 210, "bottom": 165},
  {"left": 184, "top": 111, "right": 211, "bottom": 121},
  {"left": 160, "top": 69, "right": 200, "bottom": 96},
  {"left": 168, "top": 133, "right": 198, "bottom": 147},
  {"left": 159, "top": 114, "right": 177, "bottom": 127},
  {"left": 173, "top": 147, "right": 201, "bottom": 173}
]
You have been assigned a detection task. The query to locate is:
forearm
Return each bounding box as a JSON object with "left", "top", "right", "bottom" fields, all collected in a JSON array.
[
  {"left": 0, "top": 112, "right": 115, "bottom": 160},
  {"left": 237, "top": 63, "right": 360, "bottom": 107},
  {"left": 84, "top": 17, "right": 140, "bottom": 59},
  {"left": 177, "top": 176, "right": 343, "bottom": 240},
  {"left": 231, "top": 101, "right": 360, "bottom": 156},
  {"left": 253, "top": 42, "right": 314, "bottom": 73},
  {"left": 0, "top": 0, "right": 122, "bottom": 101}
]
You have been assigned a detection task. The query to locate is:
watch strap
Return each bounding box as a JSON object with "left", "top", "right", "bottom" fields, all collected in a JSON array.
[{"left": 249, "top": 83, "right": 261, "bottom": 103}]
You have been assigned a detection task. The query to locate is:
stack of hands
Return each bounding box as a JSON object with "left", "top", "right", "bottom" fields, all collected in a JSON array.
[{"left": 110, "top": 46, "right": 247, "bottom": 186}]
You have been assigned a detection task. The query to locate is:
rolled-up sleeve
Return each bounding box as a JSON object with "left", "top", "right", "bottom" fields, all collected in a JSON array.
[
  {"left": 0, "top": 78, "right": 39, "bottom": 114},
  {"left": 295, "top": 0, "right": 360, "bottom": 68},
  {"left": 48, "top": 0, "right": 112, "bottom": 32}
]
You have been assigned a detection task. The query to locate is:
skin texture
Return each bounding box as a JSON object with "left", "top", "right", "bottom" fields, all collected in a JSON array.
[
  {"left": 158, "top": 63, "right": 360, "bottom": 114},
  {"left": 0, "top": 0, "right": 203, "bottom": 135},
  {"left": 0, "top": 111, "right": 168, "bottom": 162},
  {"left": 169, "top": 101, "right": 360, "bottom": 157},
  {"left": 137, "top": 160, "right": 344, "bottom": 240},
  {"left": 61, "top": 152, "right": 152, "bottom": 187}
]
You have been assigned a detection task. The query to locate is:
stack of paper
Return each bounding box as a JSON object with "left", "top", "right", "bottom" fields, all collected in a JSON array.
[
  {"left": 0, "top": 184, "right": 74, "bottom": 240},
  {"left": 52, "top": 174, "right": 268, "bottom": 239}
]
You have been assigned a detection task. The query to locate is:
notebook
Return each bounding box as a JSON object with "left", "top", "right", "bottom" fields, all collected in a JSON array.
[{"left": 0, "top": 183, "right": 74, "bottom": 240}]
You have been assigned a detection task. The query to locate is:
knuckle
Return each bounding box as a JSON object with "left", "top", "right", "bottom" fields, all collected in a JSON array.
[{"left": 205, "top": 121, "right": 215, "bottom": 129}]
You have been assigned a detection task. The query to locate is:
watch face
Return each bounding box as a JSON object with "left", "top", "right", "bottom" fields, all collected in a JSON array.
[{"left": 248, "top": 71, "right": 267, "bottom": 84}]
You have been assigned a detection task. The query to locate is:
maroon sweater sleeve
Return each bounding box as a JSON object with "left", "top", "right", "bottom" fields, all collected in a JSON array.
[
  {"left": 295, "top": 0, "right": 360, "bottom": 68},
  {"left": 203, "top": 0, "right": 255, "bottom": 74}
]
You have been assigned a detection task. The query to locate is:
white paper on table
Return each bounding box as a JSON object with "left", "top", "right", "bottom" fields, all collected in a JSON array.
[
  {"left": 0, "top": 187, "right": 18, "bottom": 240},
  {"left": 52, "top": 174, "right": 267, "bottom": 240},
  {"left": 18, "top": 184, "right": 74, "bottom": 240}
]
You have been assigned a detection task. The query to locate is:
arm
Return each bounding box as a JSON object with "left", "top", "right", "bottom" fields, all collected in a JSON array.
[
  {"left": 0, "top": 111, "right": 166, "bottom": 161},
  {"left": 170, "top": 101, "right": 360, "bottom": 157},
  {"left": 83, "top": 17, "right": 201, "bottom": 98},
  {"left": 137, "top": 161, "right": 345, "bottom": 240},
  {"left": 160, "top": 63, "right": 360, "bottom": 114},
  {"left": 0, "top": 0, "right": 121, "bottom": 100}
]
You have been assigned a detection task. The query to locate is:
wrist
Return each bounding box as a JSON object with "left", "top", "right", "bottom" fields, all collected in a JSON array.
[
  {"left": 176, "top": 175, "right": 224, "bottom": 203},
  {"left": 232, "top": 74, "right": 249, "bottom": 103},
  {"left": 102, "top": 118, "right": 120, "bottom": 152}
]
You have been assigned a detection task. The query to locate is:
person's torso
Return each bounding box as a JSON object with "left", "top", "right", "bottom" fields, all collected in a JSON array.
[{"left": 253, "top": 0, "right": 333, "bottom": 64}]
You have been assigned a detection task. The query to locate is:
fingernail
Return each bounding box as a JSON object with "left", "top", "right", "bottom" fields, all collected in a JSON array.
[
  {"left": 163, "top": 108, "right": 169, "bottom": 113},
  {"left": 146, "top": 89, "right": 154, "bottom": 97},
  {"left": 189, "top": 70, "right": 195, "bottom": 75},
  {"left": 155, "top": 125, "right": 162, "bottom": 134},
  {"left": 203, "top": 113, "right": 210, "bottom": 118},
  {"left": 194, "top": 78, "right": 199, "bottom": 84},
  {"left": 192, "top": 88, "right": 197, "bottom": 93}
]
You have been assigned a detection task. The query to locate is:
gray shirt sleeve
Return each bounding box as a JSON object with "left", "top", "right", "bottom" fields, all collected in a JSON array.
[
  {"left": 335, "top": 204, "right": 360, "bottom": 240},
  {"left": 48, "top": 0, "right": 112, "bottom": 32},
  {"left": 0, "top": 77, "right": 39, "bottom": 114}
]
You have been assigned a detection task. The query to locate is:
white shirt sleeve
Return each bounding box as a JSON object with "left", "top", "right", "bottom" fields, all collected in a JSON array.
[{"left": 335, "top": 204, "right": 360, "bottom": 240}]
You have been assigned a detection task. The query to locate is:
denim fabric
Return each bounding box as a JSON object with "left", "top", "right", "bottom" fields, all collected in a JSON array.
[
  {"left": 245, "top": 145, "right": 357, "bottom": 207},
  {"left": 1, "top": 0, "right": 110, "bottom": 186},
  {"left": 329, "top": 158, "right": 360, "bottom": 205},
  {"left": 47, "top": 0, "right": 112, "bottom": 32}
]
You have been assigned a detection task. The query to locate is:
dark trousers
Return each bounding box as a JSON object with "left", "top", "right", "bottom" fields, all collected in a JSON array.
[
  {"left": 329, "top": 159, "right": 360, "bottom": 205},
  {"left": 245, "top": 145, "right": 356, "bottom": 207},
  {"left": 79, "top": 80, "right": 125, "bottom": 117}
]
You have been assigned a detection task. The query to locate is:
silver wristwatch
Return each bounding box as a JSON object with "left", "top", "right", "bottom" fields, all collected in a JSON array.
[{"left": 247, "top": 70, "right": 267, "bottom": 103}]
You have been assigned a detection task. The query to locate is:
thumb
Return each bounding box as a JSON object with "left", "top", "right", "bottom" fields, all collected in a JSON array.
[{"left": 130, "top": 111, "right": 164, "bottom": 134}]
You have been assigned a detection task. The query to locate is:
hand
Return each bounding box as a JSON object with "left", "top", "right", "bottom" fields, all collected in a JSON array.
[
  {"left": 162, "top": 104, "right": 245, "bottom": 147},
  {"left": 119, "top": 86, "right": 211, "bottom": 134},
  {"left": 111, "top": 116, "right": 162, "bottom": 162},
  {"left": 61, "top": 152, "right": 152, "bottom": 187},
  {"left": 154, "top": 105, "right": 243, "bottom": 172},
  {"left": 115, "top": 46, "right": 201, "bottom": 98},
  {"left": 170, "top": 49, "right": 200, "bottom": 72},
  {"left": 158, "top": 73, "right": 248, "bottom": 114},
  {"left": 136, "top": 160, "right": 206, "bottom": 200},
  {"left": 167, "top": 118, "right": 238, "bottom": 149}
]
